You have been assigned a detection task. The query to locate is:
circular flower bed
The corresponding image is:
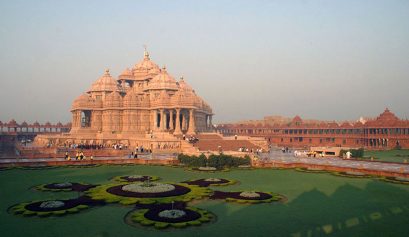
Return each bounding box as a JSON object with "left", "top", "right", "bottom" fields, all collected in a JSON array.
[
  {"left": 111, "top": 175, "right": 159, "bottom": 183},
  {"left": 295, "top": 167, "right": 327, "bottom": 173},
  {"left": 158, "top": 209, "right": 186, "bottom": 219},
  {"left": 189, "top": 167, "right": 229, "bottom": 172},
  {"left": 122, "top": 183, "right": 176, "bottom": 193},
  {"left": 239, "top": 191, "right": 260, "bottom": 198},
  {"left": 182, "top": 178, "right": 236, "bottom": 187},
  {"left": 198, "top": 167, "right": 216, "bottom": 171},
  {"left": 35, "top": 182, "right": 96, "bottom": 192},
  {"left": 381, "top": 176, "right": 409, "bottom": 184},
  {"left": 85, "top": 182, "right": 212, "bottom": 205},
  {"left": 126, "top": 202, "right": 213, "bottom": 229},
  {"left": 66, "top": 164, "right": 101, "bottom": 168},
  {"left": 332, "top": 171, "right": 372, "bottom": 178},
  {"left": 9, "top": 196, "right": 102, "bottom": 217},
  {"left": 210, "top": 190, "right": 285, "bottom": 204}
]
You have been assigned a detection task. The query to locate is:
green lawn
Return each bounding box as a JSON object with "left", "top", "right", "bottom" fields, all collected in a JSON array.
[
  {"left": 1, "top": 165, "right": 409, "bottom": 237},
  {"left": 365, "top": 149, "right": 409, "bottom": 163}
]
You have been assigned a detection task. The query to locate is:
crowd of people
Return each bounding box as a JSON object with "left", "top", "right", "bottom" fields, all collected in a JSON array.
[{"left": 64, "top": 151, "right": 93, "bottom": 161}]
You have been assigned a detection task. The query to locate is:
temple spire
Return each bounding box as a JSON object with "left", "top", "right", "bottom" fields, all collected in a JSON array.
[{"left": 143, "top": 45, "right": 150, "bottom": 60}]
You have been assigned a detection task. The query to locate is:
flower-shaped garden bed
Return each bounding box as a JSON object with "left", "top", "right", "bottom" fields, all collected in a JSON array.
[
  {"left": 35, "top": 182, "right": 97, "bottom": 192},
  {"left": 210, "top": 190, "right": 285, "bottom": 204},
  {"left": 381, "top": 176, "right": 409, "bottom": 184},
  {"left": 85, "top": 182, "right": 212, "bottom": 205},
  {"left": 111, "top": 175, "right": 159, "bottom": 183},
  {"left": 9, "top": 196, "right": 104, "bottom": 217},
  {"left": 331, "top": 171, "right": 372, "bottom": 178},
  {"left": 182, "top": 178, "right": 236, "bottom": 187},
  {"left": 126, "top": 202, "right": 213, "bottom": 229}
]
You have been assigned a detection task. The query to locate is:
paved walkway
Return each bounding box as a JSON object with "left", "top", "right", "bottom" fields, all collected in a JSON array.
[
  {"left": 259, "top": 151, "right": 409, "bottom": 174},
  {"left": 0, "top": 153, "right": 175, "bottom": 165}
]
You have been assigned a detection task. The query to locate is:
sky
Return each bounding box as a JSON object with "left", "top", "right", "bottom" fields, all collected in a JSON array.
[{"left": 0, "top": 0, "right": 408, "bottom": 124}]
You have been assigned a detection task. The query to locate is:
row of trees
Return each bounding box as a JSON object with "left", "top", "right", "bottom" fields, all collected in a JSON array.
[{"left": 178, "top": 153, "right": 251, "bottom": 169}]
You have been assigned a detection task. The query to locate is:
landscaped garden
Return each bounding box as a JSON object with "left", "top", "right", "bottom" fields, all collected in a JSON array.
[
  {"left": 1, "top": 164, "right": 409, "bottom": 237},
  {"left": 365, "top": 149, "right": 409, "bottom": 163}
]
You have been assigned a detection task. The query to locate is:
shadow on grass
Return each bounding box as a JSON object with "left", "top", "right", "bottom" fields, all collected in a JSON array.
[{"left": 209, "top": 181, "right": 409, "bottom": 237}]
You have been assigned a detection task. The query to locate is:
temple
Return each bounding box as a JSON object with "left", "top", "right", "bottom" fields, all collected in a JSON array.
[{"left": 34, "top": 50, "right": 214, "bottom": 151}]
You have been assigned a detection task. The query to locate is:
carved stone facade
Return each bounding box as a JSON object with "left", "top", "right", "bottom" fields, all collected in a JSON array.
[{"left": 35, "top": 50, "right": 214, "bottom": 151}]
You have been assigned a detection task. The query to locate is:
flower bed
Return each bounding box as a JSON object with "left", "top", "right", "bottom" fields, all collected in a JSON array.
[
  {"left": 210, "top": 190, "right": 284, "bottom": 204},
  {"left": 126, "top": 202, "right": 213, "bottom": 229},
  {"left": 9, "top": 196, "right": 104, "bottom": 217},
  {"left": 331, "top": 171, "right": 372, "bottom": 178},
  {"left": 111, "top": 175, "right": 159, "bottom": 183},
  {"left": 182, "top": 178, "right": 236, "bottom": 187},
  {"left": 66, "top": 164, "right": 101, "bottom": 168},
  {"left": 189, "top": 167, "right": 229, "bottom": 172},
  {"left": 295, "top": 167, "right": 327, "bottom": 173},
  {"left": 381, "top": 176, "right": 409, "bottom": 184},
  {"left": 35, "top": 182, "right": 97, "bottom": 192},
  {"left": 85, "top": 182, "right": 212, "bottom": 205},
  {"left": 18, "top": 166, "right": 58, "bottom": 170}
]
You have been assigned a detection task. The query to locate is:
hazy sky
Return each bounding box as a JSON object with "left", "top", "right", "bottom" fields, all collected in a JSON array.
[{"left": 0, "top": 0, "right": 408, "bottom": 124}]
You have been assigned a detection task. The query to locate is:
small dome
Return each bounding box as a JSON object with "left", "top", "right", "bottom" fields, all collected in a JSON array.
[
  {"left": 118, "top": 68, "right": 134, "bottom": 80},
  {"left": 21, "top": 121, "right": 28, "bottom": 127},
  {"left": 146, "top": 68, "right": 179, "bottom": 91},
  {"left": 8, "top": 119, "right": 18, "bottom": 127},
  {"left": 178, "top": 77, "right": 194, "bottom": 92},
  {"left": 33, "top": 121, "right": 40, "bottom": 127},
  {"left": 72, "top": 93, "right": 95, "bottom": 109},
  {"left": 56, "top": 122, "right": 63, "bottom": 127},
  {"left": 88, "top": 69, "right": 119, "bottom": 93}
]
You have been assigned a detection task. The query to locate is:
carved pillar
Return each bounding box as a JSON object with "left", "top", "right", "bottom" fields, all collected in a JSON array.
[
  {"left": 181, "top": 112, "right": 186, "bottom": 131},
  {"left": 174, "top": 108, "right": 182, "bottom": 135},
  {"left": 169, "top": 110, "right": 174, "bottom": 130},
  {"left": 187, "top": 109, "right": 196, "bottom": 135},
  {"left": 209, "top": 115, "right": 213, "bottom": 131},
  {"left": 160, "top": 109, "right": 165, "bottom": 131}
]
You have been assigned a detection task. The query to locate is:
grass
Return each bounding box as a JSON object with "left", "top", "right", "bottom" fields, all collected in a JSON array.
[
  {"left": 364, "top": 149, "right": 409, "bottom": 163},
  {"left": 1, "top": 165, "right": 409, "bottom": 237}
]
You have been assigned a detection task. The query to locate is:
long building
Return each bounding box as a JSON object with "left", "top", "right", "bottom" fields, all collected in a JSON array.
[{"left": 216, "top": 108, "right": 409, "bottom": 150}]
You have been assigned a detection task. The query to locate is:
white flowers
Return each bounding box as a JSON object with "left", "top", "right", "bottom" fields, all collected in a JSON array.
[
  {"left": 54, "top": 182, "right": 72, "bottom": 188},
  {"left": 122, "top": 183, "right": 175, "bottom": 193},
  {"left": 39, "top": 200, "right": 65, "bottom": 209},
  {"left": 204, "top": 178, "right": 221, "bottom": 182},
  {"left": 198, "top": 167, "right": 216, "bottom": 171},
  {"left": 158, "top": 209, "right": 186, "bottom": 219},
  {"left": 128, "top": 175, "right": 145, "bottom": 179},
  {"left": 239, "top": 191, "right": 260, "bottom": 198}
]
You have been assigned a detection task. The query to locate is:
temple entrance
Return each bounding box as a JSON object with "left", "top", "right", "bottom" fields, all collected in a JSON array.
[{"left": 81, "top": 110, "right": 91, "bottom": 128}]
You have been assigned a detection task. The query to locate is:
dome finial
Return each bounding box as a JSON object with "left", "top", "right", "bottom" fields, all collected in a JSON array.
[
  {"left": 105, "top": 69, "right": 110, "bottom": 75},
  {"left": 162, "top": 65, "right": 167, "bottom": 72},
  {"left": 143, "top": 44, "right": 150, "bottom": 59},
  {"left": 180, "top": 76, "right": 184, "bottom": 80}
]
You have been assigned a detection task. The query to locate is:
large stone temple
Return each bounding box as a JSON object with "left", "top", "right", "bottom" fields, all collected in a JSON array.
[{"left": 35, "top": 50, "right": 214, "bottom": 151}]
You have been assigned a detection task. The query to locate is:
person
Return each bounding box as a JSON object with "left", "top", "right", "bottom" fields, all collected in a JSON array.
[
  {"left": 134, "top": 153, "right": 138, "bottom": 159},
  {"left": 235, "top": 135, "right": 237, "bottom": 140},
  {"left": 90, "top": 155, "right": 93, "bottom": 160},
  {"left": 76, "top": 152, "right": 80, "bottom": 160},
  {"left": 80, "top": 151, "right": 84, "bottom": 160},
  {"left": 64, "top": 152, "right": 69, "bottom": 160}
]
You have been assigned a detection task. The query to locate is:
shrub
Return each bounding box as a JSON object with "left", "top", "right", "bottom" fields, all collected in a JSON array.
[{"left": 178, "top": 153, "right": 251, "bottom": 168}]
